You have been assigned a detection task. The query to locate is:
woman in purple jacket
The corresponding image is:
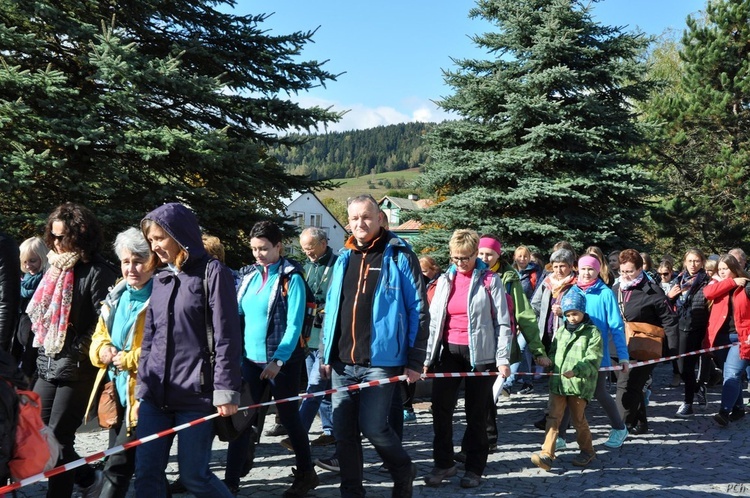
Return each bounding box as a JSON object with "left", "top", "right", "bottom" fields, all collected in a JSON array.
[{"left": 134, "top": 203, "right": 241, "bottom": 498}]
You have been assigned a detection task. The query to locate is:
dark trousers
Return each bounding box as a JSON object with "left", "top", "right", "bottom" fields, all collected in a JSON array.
[
  {"left": 34, "top": 376, "right": 97, "bottom": 498},
  {"left": 100, "top": 419, "right": 136, "bottom": 498},
  {"left": 678, "top": 332, "right": 704, "bottom": 404},
  {"left": 616, "top": 363, "right": 656, "bottom": 427},
  {"left": 225, "top": 359, "right": 311, "bottom": 487},
  {"left": 432, "top": 344, "right": 493, "bottom": 476}
]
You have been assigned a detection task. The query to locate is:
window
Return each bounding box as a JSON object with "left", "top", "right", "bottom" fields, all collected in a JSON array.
[
  {"left": 292, "top": 211, "right": 304, "bottom": 227},
  {"left": 310, "top": 213, "right": 322, "bottom": 227}
]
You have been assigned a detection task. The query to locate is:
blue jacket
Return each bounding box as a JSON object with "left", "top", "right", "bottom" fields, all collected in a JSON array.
[
  {"left": 136, "top": 203, "right": 242, "bottom": 412},
  {"left": 574, "top": 278, "right": 629, "bottom": 366},
  {"left": 321, "top": 232, "right": 428, "bottom": 372}
]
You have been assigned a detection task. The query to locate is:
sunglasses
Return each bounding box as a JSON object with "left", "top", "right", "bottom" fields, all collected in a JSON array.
[
  {"left": 51, "top": 233, "right": 65, "bottom": 241},
  {"left": 658, "top": 272, "right": 670, "bottom": 276}
]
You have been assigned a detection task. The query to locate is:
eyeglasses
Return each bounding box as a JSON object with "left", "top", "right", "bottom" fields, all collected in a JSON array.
[
  {"left": 451, "top": 256, "right": 474, "bottom": 263},
  {"left": 51, "top": 233, "right": 65, "bottom": 241},
  {"left": 620, "top": 270, "right": 639, "bottom": 276}
]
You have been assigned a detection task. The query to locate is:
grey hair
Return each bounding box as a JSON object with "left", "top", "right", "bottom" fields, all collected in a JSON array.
[
  {"left": 346, "top": 194, "right": 380, "bottom": 212},
  {"left": 114, "top": 227, "right": 151, "bottom": 261},
  {"left": 300, "top": 226, "right": 328, "bottom": 243},
  {"left": 550, "top": 248, "right": 575, "bottom": 266}
]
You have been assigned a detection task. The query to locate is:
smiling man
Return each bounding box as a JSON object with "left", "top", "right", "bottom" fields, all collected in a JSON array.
[{"left": 320, "top": 194, "right": 427, "bottom": 498}]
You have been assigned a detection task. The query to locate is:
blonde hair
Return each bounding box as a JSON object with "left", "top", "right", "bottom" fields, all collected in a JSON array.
[
  {"left": 513, "top": 245, "right": 531, "bottom": 270},
  {"left": 448, "top": 229, "right": 479, "bottom": 255},
  {"left": 19, "top": 237, "right": 49, "bottom": 274},
  {"left": 585, "top": 246, "right": 611, "bottom": 285}
]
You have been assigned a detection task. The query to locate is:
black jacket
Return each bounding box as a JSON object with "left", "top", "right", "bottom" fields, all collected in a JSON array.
[
  {"left": 614, "top": 277, "right": 679, "bottom": 353},
  {"left": 0, "top": 233, "right": 20, "bottom": 352},
  {"left": 36, "top": 255, "right": 117, "bottom": 382}
]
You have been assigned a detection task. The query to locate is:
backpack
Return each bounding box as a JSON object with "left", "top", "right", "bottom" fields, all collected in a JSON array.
[
  {"left": 280, "top": 268, "right": 318, "bottom": 348},
  {"left": 8, "top": 390, "right": 60, "bottom": 481},
  {"left": 483, "top": 271, "right": 517, "bottom": 337}
]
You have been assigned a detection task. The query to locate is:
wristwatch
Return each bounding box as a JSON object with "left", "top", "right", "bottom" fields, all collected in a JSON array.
[{"left": 272, "top": 358, "right": 284, "bottom": 367}]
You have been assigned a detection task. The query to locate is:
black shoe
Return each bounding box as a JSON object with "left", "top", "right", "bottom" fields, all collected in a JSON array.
[
  {"left": 392, "top": 463, "right": 417, "bottom": 498},
  {"left": 519, "top": 383, "right": 534, "bottom": 395},
  {"left": 695, "top": 384, "right": 707, "bottom": 407},
  {"left": 169, "top": 479, "right": 187, "bottom": 494},
  {"left": 454, "top": 451, "right": 467, "bottom": 463},
  {"left": 730, "top": 407, "right": 746, "bottom": 422},
  {"left": 628, "top": 422, "right": 648, "bottom": 435},
  {"left": 714, "top": 410, "right": 730, "bottom": 427},
  {"left": 265, "top": 423, "right": 288, "bottom": 437},
  {"left": 222, "top": 480, "right": 240, "bottom": 496},
  {"left": 282, "top": 468, "right": 319, "bottom": 497},
  {"left": 534, "top": 415, "right": 547, "bottom": 431}
]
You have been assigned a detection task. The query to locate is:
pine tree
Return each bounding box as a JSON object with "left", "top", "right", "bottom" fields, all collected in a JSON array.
[
  {"left": 415, "top": 0, "right": 655, "bottom": 256},
  {"left": 645, "top": 0, "right": 750, "bottom": 253},
  {"left": 0, "top": 1, "right": 340, "bottom": 266}
]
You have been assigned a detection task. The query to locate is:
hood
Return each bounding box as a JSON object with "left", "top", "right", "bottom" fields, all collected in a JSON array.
[{"left": 141, "top": 203, "right": 206, "bottom": 267}]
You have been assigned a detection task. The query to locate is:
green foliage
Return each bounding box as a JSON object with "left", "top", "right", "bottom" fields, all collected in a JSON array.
[
  {"left": 642, "top": 0, "right": 750, "bottom": 254},
  {"left": 0, "top": 0, "right": 341, "bottom": 267},
  {"left": 414, "top": 0, "right": 656, "bottom": 256},
  {"left": 273, "top": 122, "right": 432, "bottom": 179}
]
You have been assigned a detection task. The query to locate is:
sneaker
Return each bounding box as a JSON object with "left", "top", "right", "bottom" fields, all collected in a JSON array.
[
  {"left": 265, "top": 423, "right": 288, "bottom": 437},
  {"left": 695, "top": 384, "right": 707, "bottom": 407},
  {"left": 555, "top": 437, "right": 566, "bottom": 451},
  {"left": 310, "top": 433, "right": 336, "bottom": 446},
  {"left": 280, "top": 437, "right": 294, "bottom": 452},
  {"left": 572, "top": 451, "right": 595, "bottom": 467},
  {"left": 714, "top": 410, "right": 730, "bottom": 427},
  {"left": 393, "top": 463, "right": 417, "bottom": 498},
  {"left": 403, "top": 409, "right": 417, "bottom": 423},
  {"left": 530, "top": 453, "right": 553, "bottom": 471},
  {"left": 519, "top": 383, "right": 534, "bottom": 395},
  {"left": 675, "top": 402, "right": 694, "bottom": 418},
  {"left": 730, "top": 407, "right": 746, "bottom": 422},
  {"left": 603, "top": 428, "right": 628, "bottom": 449},
  {"left": 282, "top": 468, "right": 319, "bottom": 498},
  {"left": 670, "top": 373, "right": 682, "bottom": 387},
  {"left": 424, "top": 465, "right": 457, "bottom": 487},
  {"left": 454, "top": 451, "right": 467, "bottom": 463},
  {"left": 314, "top": 457, "right": 340, "bottom": 473},
  {"left": 377, "top": 462, "right": 390, "bottom": 473},
  {"left": 501, "top": 386, "right": 511, "bottom": 397},
  {"left": 81, "top": 470, "right": 103, "bottom": 498},
  {"left": 460, "top": 471, "right": 481, "bottom": 488},
  {"left": 628, "top": 422, "right": 648, "bottom": 435}
]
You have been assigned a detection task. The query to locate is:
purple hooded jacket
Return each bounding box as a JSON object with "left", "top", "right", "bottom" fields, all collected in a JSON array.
[{"left": 136, "top": 203, "right": 241, "bottom": 412}]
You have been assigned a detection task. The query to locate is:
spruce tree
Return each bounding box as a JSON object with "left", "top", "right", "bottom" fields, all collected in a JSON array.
[
  {"left": 0, "top": 1, "right": 340, "bottom": 266},
  {"left": 415, "top": 0, "right": 655, "bottom": 256},
  {"left": 645, "top": 0, "right": 750, "bottom": 252}
]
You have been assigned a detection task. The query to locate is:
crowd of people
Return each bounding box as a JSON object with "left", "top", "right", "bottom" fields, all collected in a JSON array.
[{"left": 0, "top": 197, "right": 748, "bottom": 498}]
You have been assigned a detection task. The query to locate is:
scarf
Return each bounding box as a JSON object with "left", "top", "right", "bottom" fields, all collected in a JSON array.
[
  {"left": 543, "top": 272, "right": 576, "bottom": 298},
  {"left": 20, "top": 272, "right": 43, "bottom": 300},
  {"left": 619, "top": 270, "right": 645, "bottom": 291},
  {"left": 27, "top": 251, "right": 80, "bottom": 355},
  {"left": 576, "top": 276, "right": 599, "bottom": 292}
]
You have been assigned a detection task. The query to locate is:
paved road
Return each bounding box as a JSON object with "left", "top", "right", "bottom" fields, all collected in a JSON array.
[{"left": 14, "top": 362, "right": 750, "bottom": 497}]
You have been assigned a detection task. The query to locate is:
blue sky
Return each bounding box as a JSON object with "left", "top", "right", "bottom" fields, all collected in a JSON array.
[{"left": 232, "top": 0, "right": 705, "bottom": 131}]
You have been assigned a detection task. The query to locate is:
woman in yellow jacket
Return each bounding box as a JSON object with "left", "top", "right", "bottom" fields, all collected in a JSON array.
[{"left": 88, "top": 228, "right": 155, "bottom": 498}]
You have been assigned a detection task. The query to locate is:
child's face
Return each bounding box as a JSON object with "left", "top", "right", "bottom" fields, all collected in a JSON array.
[
  {"left": 22, "top": 254, "right": 42, "bottom": 275},
  {"left": 565, "top": 310, "right": 584, "bottom": 325}
]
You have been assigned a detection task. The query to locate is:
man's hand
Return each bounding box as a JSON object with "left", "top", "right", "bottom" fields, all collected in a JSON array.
[
  {"left": 498, "top": 365, "right": 511, "bottom": 379},
  {"left": 620, "top": 361, "right": 630, "bottom": 374},
  {"left": 217, "top": 403, "right": 238, "bottom": 417},
  {"left": 404, "top": 368, "right": 421, "bottom": 384},
  {"left": 260, "top": 362, "right": 281, "bottom": 380},
  {"left": 320, "top": 363, "right": 332, "bottom": 380}
]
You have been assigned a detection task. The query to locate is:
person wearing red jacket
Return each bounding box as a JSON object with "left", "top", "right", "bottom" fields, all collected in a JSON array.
[{"left": 702, "top": 253, "right": 750, "bottom": 426}]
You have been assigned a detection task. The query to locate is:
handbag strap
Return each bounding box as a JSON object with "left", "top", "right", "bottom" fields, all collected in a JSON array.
[{"left": 617, "top": 287, "right": 633, "bottom": 322}]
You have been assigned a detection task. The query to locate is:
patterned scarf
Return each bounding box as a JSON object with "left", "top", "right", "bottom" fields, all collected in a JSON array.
[
  {"left": 27, "top": 251, "right": 80, "bottom": 355},
  {"left": 543, "top": 272, "right": 576, "bottom": 298},
  {"left": 619, "top": 270, "right": 645, "bottom": 291}
]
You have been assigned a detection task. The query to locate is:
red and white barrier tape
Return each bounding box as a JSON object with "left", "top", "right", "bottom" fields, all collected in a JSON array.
[{"left": 0, "top": 340, "right": 741, "bottom": 494}]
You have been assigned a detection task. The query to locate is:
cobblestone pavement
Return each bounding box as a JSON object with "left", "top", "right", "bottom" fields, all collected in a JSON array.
[{"left": 13, "top": 362, "right": 750, "bottom": 497}]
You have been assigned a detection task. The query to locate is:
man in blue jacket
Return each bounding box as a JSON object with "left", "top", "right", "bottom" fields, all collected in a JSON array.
[{"left": 320, "top": 194, "right": 428, "bottom": 498}]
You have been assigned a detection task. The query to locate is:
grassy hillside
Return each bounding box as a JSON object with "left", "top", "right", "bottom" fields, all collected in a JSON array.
[{"left": 317, "top": 167, "right": 423, "bottom": 205}]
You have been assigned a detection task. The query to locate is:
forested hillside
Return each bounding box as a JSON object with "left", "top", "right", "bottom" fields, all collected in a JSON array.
[{"left": 275, "top": 122, "right": 433, "bottom": 179}]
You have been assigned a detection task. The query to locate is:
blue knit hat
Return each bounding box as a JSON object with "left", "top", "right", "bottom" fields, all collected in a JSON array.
[{"left": 561, "top": 289, "right": 587, "bottom": 315}]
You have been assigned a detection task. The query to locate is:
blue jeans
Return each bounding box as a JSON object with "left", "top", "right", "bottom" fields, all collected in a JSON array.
[
  {"left": 721, "top": 334, "right": 750, "bottom": 412},
  {"left": 331, "top": 362, "right": 412, "bottom": 498},
  {"left": 134, "top": 399, "right": 233, "bottom": 498},
  {"left": 504, "top": 333, "right": 532, "bottom": 389},
  {"left": 299, "top": 350, "right": 333, "bottom": 435},
  {"left": 225, "top": 358, "right": 312, "bottom": 487}
]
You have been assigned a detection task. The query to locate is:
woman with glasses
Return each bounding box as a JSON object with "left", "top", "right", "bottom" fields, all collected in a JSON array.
[
  {"left": 28, "top": 203, "right": 118, "bottom": 498},
  {"left": 613, "top": 250, "right": 678, "bottom": 434},
  {"left": 668, "top": 248, "right": 710, "bottom": 417},
  {"left": 423, "top": 229, "right": 512, "bottom": 489}
]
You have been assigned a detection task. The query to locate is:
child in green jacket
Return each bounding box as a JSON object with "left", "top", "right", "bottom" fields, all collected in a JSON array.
[{"left": 531, "top": 288, "right": 603, "bottom": 471}]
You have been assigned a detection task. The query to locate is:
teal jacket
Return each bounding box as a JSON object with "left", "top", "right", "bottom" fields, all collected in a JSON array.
[{"left": 548, "top": 317, "right": 603, "bottom": 401}]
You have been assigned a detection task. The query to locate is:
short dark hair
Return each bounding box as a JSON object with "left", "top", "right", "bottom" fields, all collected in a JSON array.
[
  {"left": 249, "top": 221, "right": 283, "bottom": 246},
  {"left": 45, "top": 202, "right": 103, "bottom": 260}
]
